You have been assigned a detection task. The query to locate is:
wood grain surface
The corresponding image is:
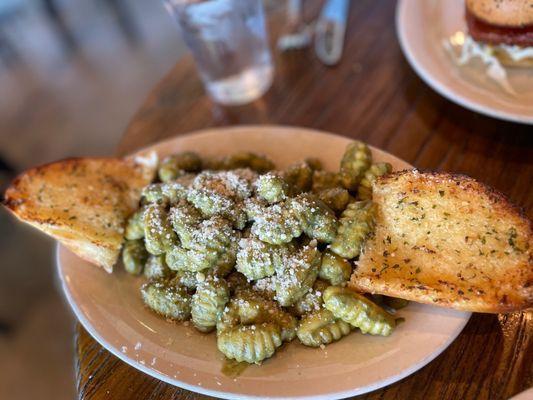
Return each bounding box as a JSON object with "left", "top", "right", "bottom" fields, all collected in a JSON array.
[{"left": 76, "top": 1, "right": 533, "bottom": 399}]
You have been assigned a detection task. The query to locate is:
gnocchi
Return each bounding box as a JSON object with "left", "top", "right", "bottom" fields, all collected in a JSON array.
[
  {"left": 323, "top": 286, "right": 396, "bottom": 336},
  {"left": 122, "top": 146, "right": 405, "bottom": 365}
]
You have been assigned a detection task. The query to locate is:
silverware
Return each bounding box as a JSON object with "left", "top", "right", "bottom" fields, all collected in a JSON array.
[
  {"left": 277, "top": 0, "right": 312, "bottom": 51},
  {"left": 314, "top": 0, "right": 350, "bottom": 66}
]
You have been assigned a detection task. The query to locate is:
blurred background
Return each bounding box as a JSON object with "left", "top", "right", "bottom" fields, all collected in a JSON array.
[
  {"left": 0, "top": 1, "right": 187, "bottom": 398},
  {"left": 0, "top": 1, "right": 531, "bottom": 399}
]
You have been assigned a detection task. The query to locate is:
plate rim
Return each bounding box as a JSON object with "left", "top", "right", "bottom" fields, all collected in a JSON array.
[
  {"left": 396, "top": 0, "right": 533, "bottom": 125},
  {"left": 57, "top": 125, "right": 472, "bottom": 399}
]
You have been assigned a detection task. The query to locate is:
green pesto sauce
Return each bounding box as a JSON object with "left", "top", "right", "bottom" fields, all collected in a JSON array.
[{"left": 221, "top": 358, "right": 249, "bottom": 378}]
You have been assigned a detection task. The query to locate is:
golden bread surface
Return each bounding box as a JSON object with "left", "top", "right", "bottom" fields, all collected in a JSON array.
[
  {"left": 3, "top": 154, "right": 157, "bottom": 272},
  {"left": 350, "top": 170, "right": 532, "bottom": 313},
  {"left": 466, "top": 0, "right": 533, "bottom": 27}
]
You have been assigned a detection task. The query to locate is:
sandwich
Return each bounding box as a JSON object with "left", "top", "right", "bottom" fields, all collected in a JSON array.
[{"left": 465, "top": 0, "right": 533, "bottom": 67}]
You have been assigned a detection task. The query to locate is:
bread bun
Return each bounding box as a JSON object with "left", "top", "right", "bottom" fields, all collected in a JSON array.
[{"left": 466, "top": 0, "right": 533, "bottom": 27}]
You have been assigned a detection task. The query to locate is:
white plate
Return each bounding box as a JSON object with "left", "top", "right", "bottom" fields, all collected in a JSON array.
[
  {"left": 397, "top": 0, "right": 533, "bottom": 124},
  {"left": 57, "top": 126, "right": 471, "bottom": 399},
  {"left": 510, "top": 387, "right": 533, "bottom": 400}
]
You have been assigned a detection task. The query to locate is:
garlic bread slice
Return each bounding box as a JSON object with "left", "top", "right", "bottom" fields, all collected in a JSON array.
[
  {"left": 350, "top": 170, "right": 532, "bottom": 313},
  {"left": 2, "top": 154, "right": 157, "bottom": 272}
]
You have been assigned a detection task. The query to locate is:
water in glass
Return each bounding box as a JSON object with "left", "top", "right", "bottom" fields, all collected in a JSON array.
[{"left": 164, "top": 0, "right": 274, "bottom": 105}]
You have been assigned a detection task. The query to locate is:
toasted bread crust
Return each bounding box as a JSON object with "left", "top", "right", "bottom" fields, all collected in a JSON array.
[
  {"left": 3, "top": 155, "right": 157, "bottom": 272},
  {"left": 350, "top": 170, "right": 532, "bottom": 313},
  {"left": 466, "top": 0, "right": 533, "bottom": 27}
]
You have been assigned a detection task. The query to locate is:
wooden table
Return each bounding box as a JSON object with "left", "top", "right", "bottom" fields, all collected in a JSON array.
[{"left": 75, "top": 1, "right": 533, "bottom": 399}]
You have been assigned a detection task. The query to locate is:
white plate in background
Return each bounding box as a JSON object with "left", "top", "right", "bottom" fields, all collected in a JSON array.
[
  {"left": 510, "top": 387, "right": 533, "bottom": 400},
  {"left": 397, "top": 0, "right": 533, "bottom": 125}
]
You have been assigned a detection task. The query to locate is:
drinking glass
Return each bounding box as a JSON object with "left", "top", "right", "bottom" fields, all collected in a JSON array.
[{"left": 163, "top": 0, "right": 274, "bottom": 106}]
